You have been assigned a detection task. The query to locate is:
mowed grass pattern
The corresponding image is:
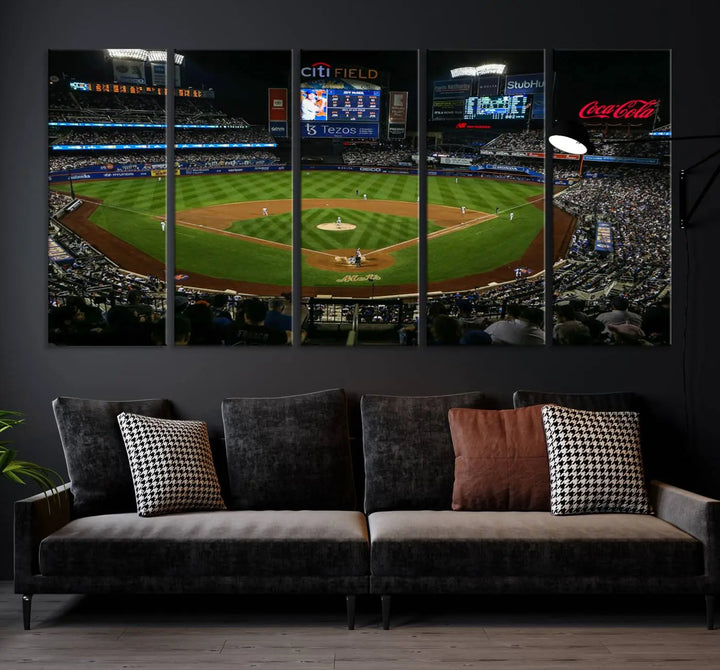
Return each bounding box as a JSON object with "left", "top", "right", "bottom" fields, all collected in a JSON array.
[
  {"left": 63, "top": 172, "right": 544, "bottom": 288},
  {"left": 230, "top": 209, "right": 440, "bottom": 251}
]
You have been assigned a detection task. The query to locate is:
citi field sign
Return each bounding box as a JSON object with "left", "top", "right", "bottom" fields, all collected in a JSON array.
[
  {"left": 301, "top": 62, "right": 379, "bottom": 81},
  {"left": 579, "top": 99, "right": 659, "bottom": 120}
]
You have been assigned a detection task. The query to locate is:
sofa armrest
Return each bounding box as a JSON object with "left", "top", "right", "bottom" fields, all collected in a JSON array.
[
  {"left": 14, "top": 482, "right": 72, "bottom": 593},
  {"left": 650, "top": 479, "right": 720, "bottom": 591}
]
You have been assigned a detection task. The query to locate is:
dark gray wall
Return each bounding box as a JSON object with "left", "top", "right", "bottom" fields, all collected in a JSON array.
[{"left": 1, "top": 0, "right": 719, "bottom": 579}]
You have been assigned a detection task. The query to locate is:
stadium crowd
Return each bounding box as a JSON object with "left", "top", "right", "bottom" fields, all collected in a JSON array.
[
  {"left": 342, "top": 143, "right": 413, "bottom": 166},
  {"left": 420, "top": 289, "right": 668, "bottom": 347},
  {"left": 50, "top": 83, "right": 249, "bottom": 127},
  {"left": 49, "top": 149, "right": 281, "bottom": 174},
  {"left": 480, "top": 129, "right": 544, "bottom": 154},
  {"left": 416, "top": 157, "right": 671, "bottom": 346},
  {"left": 51, "top": 126, "right": 275, "bottom": 147}
]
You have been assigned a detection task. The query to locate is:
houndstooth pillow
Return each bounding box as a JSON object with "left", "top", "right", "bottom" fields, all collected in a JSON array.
[
  {"left": 541, "top": 404, "right": 651, "bottom": 515},
  {"left": 117, "top": 413, "right": 226, "bottom": 517}
]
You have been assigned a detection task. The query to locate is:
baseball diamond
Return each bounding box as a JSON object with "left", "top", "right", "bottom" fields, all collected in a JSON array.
[{"left": 53, "top": 170, "right": 569, "bottom": 298}]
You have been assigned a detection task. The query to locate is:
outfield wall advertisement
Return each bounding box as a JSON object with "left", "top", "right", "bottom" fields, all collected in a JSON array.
[
  {"left": 268, "top": 87, "right": 288, "bottom": 138},
  {"left": 49, "top": 163, "right": 549, "bottom": 183},
  {"left": 49, "top": 164, "right": 289, "bottom": 182},
  {"left": 388, "top": 91, "right": 408, "bottom": 140}
]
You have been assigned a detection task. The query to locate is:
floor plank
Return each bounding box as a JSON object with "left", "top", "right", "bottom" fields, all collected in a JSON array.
[{"left": 1, "top": 583, "right": 717, "bottom": 670}]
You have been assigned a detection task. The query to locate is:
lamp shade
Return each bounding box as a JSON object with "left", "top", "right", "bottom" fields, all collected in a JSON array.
[{"left": 549, "top": 120, "right": 595, "bottom": 155}]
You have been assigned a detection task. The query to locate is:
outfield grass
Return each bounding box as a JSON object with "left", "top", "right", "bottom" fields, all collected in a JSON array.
[
  {"left": 428, "top": 204, "right": 544, "bottom": 281},
  {"left": 63, "top": 171, "right": 544, "bottom": 289},
  {"left": 301, "top": 170, "right": 417, "bottom": 202}
]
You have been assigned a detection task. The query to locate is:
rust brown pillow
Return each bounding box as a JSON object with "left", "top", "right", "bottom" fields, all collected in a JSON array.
[{"left": 448, "top": 405, "right": 550, "bottom": 511}]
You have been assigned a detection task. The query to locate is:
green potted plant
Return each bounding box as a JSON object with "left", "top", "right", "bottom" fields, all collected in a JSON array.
[{"left": 1, "top": 410, "right": 63, "bottom": 499}]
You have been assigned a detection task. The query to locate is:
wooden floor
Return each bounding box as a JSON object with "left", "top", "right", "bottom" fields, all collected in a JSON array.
[{"left": 0, "top": 582, "right": 717, "bottom": 669}]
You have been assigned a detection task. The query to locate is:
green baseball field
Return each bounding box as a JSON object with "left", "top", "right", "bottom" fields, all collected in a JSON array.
[{"left": 57, "top": 170, "right": 546, "bottom": 296}]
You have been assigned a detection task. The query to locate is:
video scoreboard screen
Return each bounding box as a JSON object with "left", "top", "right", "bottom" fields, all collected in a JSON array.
[
  {"left": 69, "top": 81, "right": 214, "bottom": 98},
  {"left": 464, "top": 94, "right": 531, "bottom": 122},
  {"left": 327, "top": 90, "right": 379, "bottom": 121},
  {"left": 301, "top": 87, "right": 380, "bottom": 138},
  {"left": 431, "top": 78, "right": 473, "bottom": 121}
]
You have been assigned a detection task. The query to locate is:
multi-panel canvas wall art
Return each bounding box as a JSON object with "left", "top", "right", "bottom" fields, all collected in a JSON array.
[
  {"left": 300, "top": 50, "right": 418, "bottom": 346},
  {"left": 172, "top": 51, "right": 292, "bottom": 346},
  {"left": 425, "top": 50, "right": 546, "bottom": 346},
  {"left": 46, "top": 49, "right": 671, "bottom": 347},
  {"left": 48, "top": 49, "right": 168, "bottom": 345},
  {"left": 551, "top": 50, "right": 671, "bottom": 346}
]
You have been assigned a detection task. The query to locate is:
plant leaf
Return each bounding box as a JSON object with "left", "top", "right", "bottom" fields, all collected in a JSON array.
[
  {"left": 4, "top": 471, "right": 26, "bottom": 485},
  {"left": 0, "top": 448, "right": 16, "bottom": 472}
]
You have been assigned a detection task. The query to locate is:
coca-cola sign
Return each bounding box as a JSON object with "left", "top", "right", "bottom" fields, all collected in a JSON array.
[{"left": 578, "top": 99, "right": 658, "bottom": 120}]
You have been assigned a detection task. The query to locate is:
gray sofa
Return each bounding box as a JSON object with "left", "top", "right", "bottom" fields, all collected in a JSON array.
[
  {"left": 14, "top": 390, "right": 720, "bottom": 631},
  {"left": 360, "top": 391, "right": 719, "bottom": 630},
  {"left": 16, "top": 390, "right": 368, "bottom": 630}
]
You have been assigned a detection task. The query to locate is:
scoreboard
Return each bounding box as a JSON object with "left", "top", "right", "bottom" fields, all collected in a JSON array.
[
  {"left": 69, "top": 81, "right": 214, "bottom": 98},
  {"left": 327, "top": 90, "right": 380, "bottom": 122},
  {"left": 301, "top": 87, "right": 381, "bottom": 138},
  {"left": 464, "top": 94, "right": 530, "bottom": 122}
]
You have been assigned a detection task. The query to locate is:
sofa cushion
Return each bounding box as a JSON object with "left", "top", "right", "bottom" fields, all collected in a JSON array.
[
  {"left": 39, "top": 510, "right": 369, "bottom": 578},
  {"left": 448, "top": 405, "right": 550, "bottom": 511},
  {"left": 541, "top": 405, "right": 651, "bottom": 515},
  {"left": 222, "top": 389, "right": 355, "bottom": 510},
  {"left": 367, "top": 510, "right": 702, "bottom": 578},
  {"left": 117, "top": 413, "right": 226, "bottom": 517},
  {"left": 53, "top": 397, "right": 173, "bottom": 517},
  {"left": 361, "top": 392, "right": 491, "bottom": 514}
]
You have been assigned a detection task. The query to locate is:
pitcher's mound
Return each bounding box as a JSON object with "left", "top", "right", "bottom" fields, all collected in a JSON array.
[{"left": 317, "top": 222, "right": 357, "bottom": 231}]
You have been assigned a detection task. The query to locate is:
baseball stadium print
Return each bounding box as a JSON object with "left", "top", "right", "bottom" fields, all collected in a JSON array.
[
  {"left": 48, "top": 49, "right": 170, "bottom": 345},
  {"left": 551, "top": 50, "right": 670, "bottom": 347},
  {"left": 172, "top": 51, "right": 292, "bottom": 346},
  {"left": 46, "top": 49, "right": 671, "bottom": 347},
  {"left": 300, "top": 50, "right": 418, "bottom": 346},
  {"left": 425, "top": 50, "right": 546, "bottom": 346}
]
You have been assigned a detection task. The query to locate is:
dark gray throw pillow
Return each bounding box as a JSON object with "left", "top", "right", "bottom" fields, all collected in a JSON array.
[
  {"left": 52, "top": 397, "right": 173, "bottom": 517},
  {"left": 221, "top": 388, "right": 356, "bottom": 510},
  {"left": 361, "top": 392, "right": 490, "bottom": 513}
]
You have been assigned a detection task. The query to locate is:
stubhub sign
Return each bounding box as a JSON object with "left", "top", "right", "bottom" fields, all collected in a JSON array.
[
  {"left": 302, "top": 122, "right": 379, "bottom": 139},
  {"left": 505, "top": 73, "right": 544, "bottom": 95}
]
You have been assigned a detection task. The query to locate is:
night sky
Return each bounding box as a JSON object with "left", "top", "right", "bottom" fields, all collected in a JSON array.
[
  {"left": 48, "top": 49, "right": 670, "bottom": 127},
  {"left": 553, "top": 50, "right": 670, "bottom": 125}
]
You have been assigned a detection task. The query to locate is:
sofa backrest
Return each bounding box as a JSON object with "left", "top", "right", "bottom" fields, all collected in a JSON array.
[
  {"left": 361, "top": 392, "right": 491, "bottom": 513},
  {"left": 512, "top": 389, "right": 661, "bottom": 478},
  {"left": 512, "top": 390, "right": 640, "bottom": 412}
]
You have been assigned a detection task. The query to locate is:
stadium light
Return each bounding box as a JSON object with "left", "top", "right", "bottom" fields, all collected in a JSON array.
[
  {"left": 147, "top": 50, "right": 185, "bottom": 65},
  {"left": 549, "top": 119, "right": 720, "bottom": 228},
  {"left": 106, "top": 49, "right": 149, "bottom": 61},
  {"left": 451, "top": 64, "right": 506, "bottom": 78}
]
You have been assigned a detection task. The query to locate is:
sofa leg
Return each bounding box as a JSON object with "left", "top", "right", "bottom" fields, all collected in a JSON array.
[
  {"left": 22, "top": 594, "right": 32, "bottom": 630},
  {"left": 346, "top": 595, "right": 356, "bottom": 630},
  {"left": 706, "top": 594, "right": 716, "bottom": 630},
  {"left": 381, "top": 594, "right": 391, "bottom": 630}
]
